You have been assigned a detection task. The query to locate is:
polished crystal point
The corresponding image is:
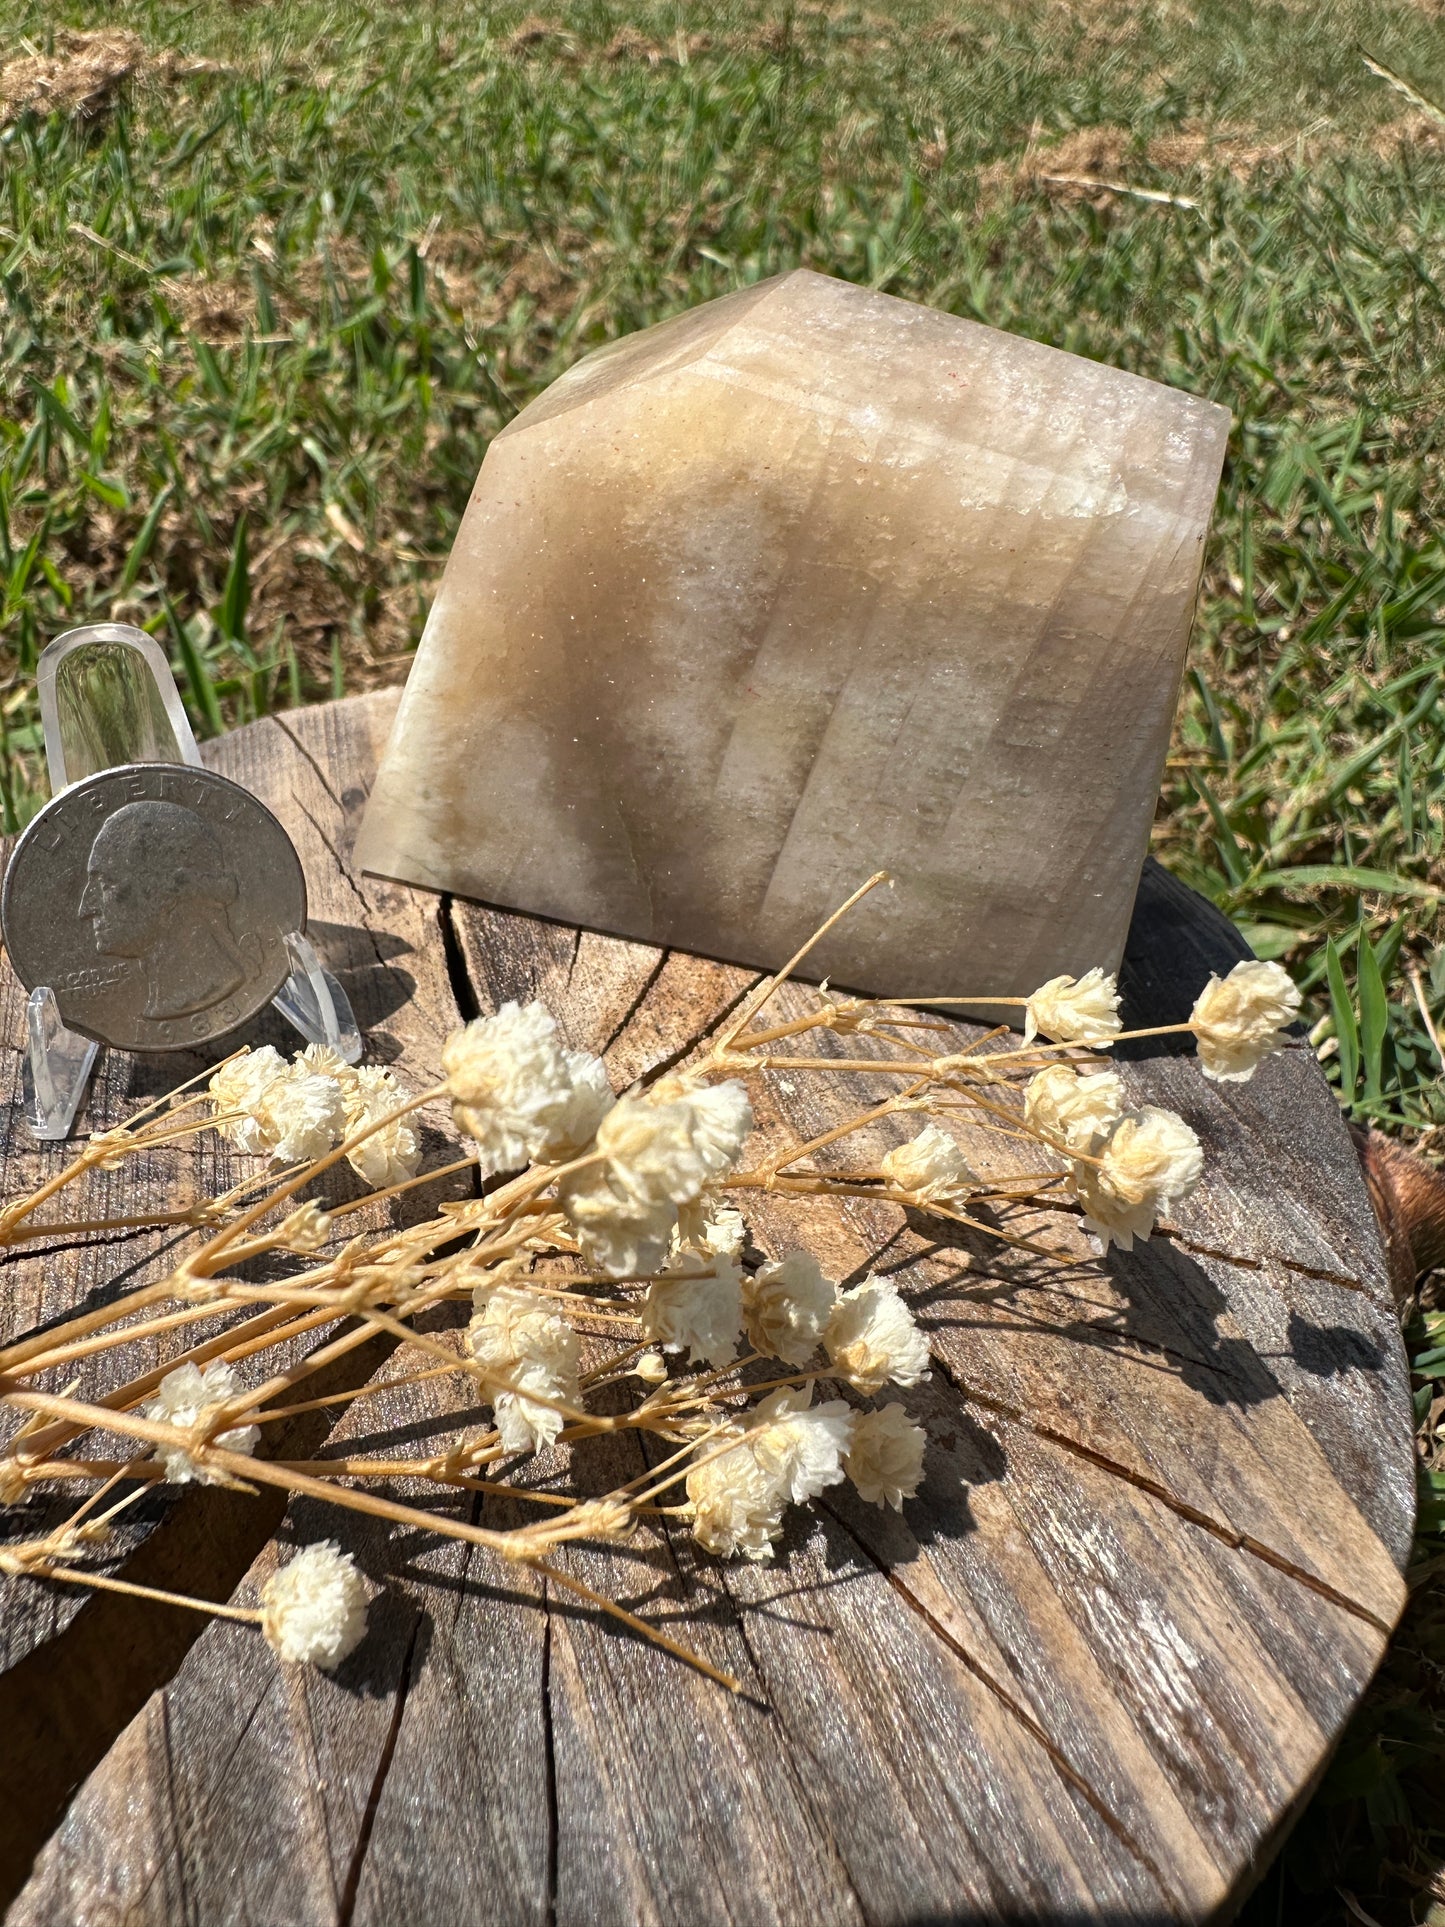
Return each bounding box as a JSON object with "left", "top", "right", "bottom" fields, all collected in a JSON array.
[{"left": 357, "top": 270, "right": 1229, "bottom": 997}]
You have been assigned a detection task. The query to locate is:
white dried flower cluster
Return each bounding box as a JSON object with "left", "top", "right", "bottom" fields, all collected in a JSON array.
[
  {"left": 687, "top": 1388, "right": 926, "bottom": 1560},
  {"left": 1071, "top": 1106, "right": 1205, "bottom": 1250},
  {"left": 742, "top": 1251, "right": 836, "bottom": 1366},
  {"left": 749, "top": 1387, "right": 855, "bottom": 1504},
  {"left": 642, "top": 1251, "right": 744, "bottom": 1367},
  {"left": 141, "top": 1359, "right": 260, "bottom": 1484},
  {"left": 844, "top": 1404, "right": 927, "bottom": 1510},
  {"left": 559, "top": 1076, "right": 753, "bottom": 1277},
  {"left": 1023, "top": 968, "right": 1122, "bottom": 1047},
  {"left": 824, "top": 1276, "right": 930, "bottom": 1394},
  {"left": 880, "top": 1124, "right": 976, "bottom": 1203},
  {"left": 672, "top": 1198, "right": 746, "bottom": 1262},
  {"left": 208, "top": 1045, "right": 420, "bottom": 1191},
  {"left": 468, "top": 1282, "right": 581, "bottom": 1454},
  {"left": 210, "top": 1044, "right": 349, "bottom": 1162},
  {"left": 208, "top": 1046, "right": 291, "bottom": 1155},
  {"left": 340, "top": 1063, "right": 422, "bottom": 1188},
  {"left": 1024, "top": 1063, "right": 1124, "bottom": 1152},
  {"left": 442, "top": 1002, "right": 613, "bottom": 1173},
  {"left": 687, "top": 1422, "right": 787, "bottom": 1561},
  {"left": 1190, "top": 959, "right": 1301, "bottom": 1082},
  {"left": 269, "top": 1069, "right": 348, "bottom": 1164},
  {"left": 259, "top": 1541, "right": 369, "bottom": 1668}
]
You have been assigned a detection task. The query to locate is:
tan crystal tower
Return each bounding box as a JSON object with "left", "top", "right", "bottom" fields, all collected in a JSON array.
[{"left": 357, "top": 270, "right": 1229, "bottom": 996}]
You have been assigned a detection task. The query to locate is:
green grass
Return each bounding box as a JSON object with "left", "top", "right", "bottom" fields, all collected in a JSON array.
[
  {"left": 4, "top": 1, "right": 1445, "bottom": 1914},
  {"left": 4, "top": 0, "right": 1445, "bottom": 1129}
]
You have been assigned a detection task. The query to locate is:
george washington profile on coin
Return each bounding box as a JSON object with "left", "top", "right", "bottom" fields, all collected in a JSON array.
[
  {"left": 1, "top": 763, "right": 307, "bottom": 1051},
  {"left": 80, "top": 799, "right": 249, "bottom": 1019}
]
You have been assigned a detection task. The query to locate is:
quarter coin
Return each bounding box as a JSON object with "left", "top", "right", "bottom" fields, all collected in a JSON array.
[{"left": 2, "top": 762, "right": 307, "bottom": 1052}]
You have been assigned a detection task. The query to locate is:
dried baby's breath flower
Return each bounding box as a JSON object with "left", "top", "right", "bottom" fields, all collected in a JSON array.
[
  {"left": 742, "top": 1250, "right": 836, "bottom": 1365},
  {"left": 1071, "top": 1106, "right": 1204, "bottom": 1251},
  {"left": 642, "top": 1252, "right": 743, "bottom": 1368},
  {"left": 208, "top": 1046, "right": 289, "bottom": 1153},
  {"left": 559, "top": 1077, "right": 753, "bottom": 1277},
  {"left": 262, "top": 1069, "right": 348, "bottom": 1165},
  {"left": 686, "top": 1387, "right": 853, "bottom": 1561},
  {"left": 1190, "top": 959, "right": 1301, "bottom": 1082},
  {"left": 210, "top": 1048, "right": 349, "bottom": 1165},
  {"left": 277, "top": 1201, "right": 333, "bottom": 1252},
  {"left": 633, "top": 1350, "right": 668, "bottom": 1383},
  {"left": 260, "top": 1541, "right": 368, "bottom": 1668},
  {"left": 141, "top": 1360, "right": 260, "bottom": 1484},
  {"left": 441, "top": 1002, "right": 613, "bottom": 1172},
  {"left": 343, "top": 1064, "right": 423, "bottom": 1188},
  {"left": 1024, "top": 1063, "right": 1124, "bottom": 1152},
  {"left": 468, "top": 1283, "right": 581, "bottom": 1454},
  {"left": 880, "top": 1123, "right": 976, "bottom": 1202},
  {"left": 673, "top": 1197, "right": 746, "bottom": 1261},
  {"left": 565, "top": 1185, "right": 682, "bottom": 1289},
  {"left": 1023, "top": 968, "right": 1122, "bottom": 1047},
  {"left": 824, "top": 1276, "right": 930, "bottom": 1394},
  {"left": 686, "top": 1425, "right": 787, "bottom": 1562},
  {"left": 664, "top": 1076, "right": 756, "bottom": 1171},
  {"left": 844, "top": 1403, "right": 926, "bottom": 1510},
  {"left": 747, "top": 1386, "right": 854, "bottom": 1504},
  {"left": 297, "top": 1042, "right": 360, "bottom": 1091}
]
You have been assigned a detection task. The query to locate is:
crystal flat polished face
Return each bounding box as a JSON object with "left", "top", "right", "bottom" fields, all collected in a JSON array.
[{"left": 2, "top": 763, "right": 307, "bottom": 1051}]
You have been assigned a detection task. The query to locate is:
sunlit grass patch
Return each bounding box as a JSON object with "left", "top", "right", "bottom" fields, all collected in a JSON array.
[{"left": 4, "top": 2, "right": 1444, "bottom": 1148}]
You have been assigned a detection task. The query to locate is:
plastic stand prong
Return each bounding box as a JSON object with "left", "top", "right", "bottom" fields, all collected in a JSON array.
[
  {"left": 23, "top": 988, "right": 99, "bottom": 1141},
  {"left": 21, "top": 623, "right": 363, "bottom": 1139},
  {"left": 273, "top": 931, "right": 363, "bottom": 1065}
]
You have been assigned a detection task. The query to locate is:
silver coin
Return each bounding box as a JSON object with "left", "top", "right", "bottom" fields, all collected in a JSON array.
[{"left": 2, "top": 762, "right": 307, "bottom": 1052}]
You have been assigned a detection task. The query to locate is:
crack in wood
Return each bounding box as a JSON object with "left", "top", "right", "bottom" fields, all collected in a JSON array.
[
  {"left": 927, "top": 1355, "right": 1393, "bottom": 1635},
  {"left": 539, "top": 1577, "right": 559, "bottom": 1927},
  {"left": 1007, "top": 1203, "right": 1376, "bottom": 1299},
  {"left": 293, "top": 795, "right": 377, "bottom": 929},
  {"left": 0, "top": 1224, "right": 199, "bottom": 1355},
  {"left": 635, "top": 978, "right": 764, "bottom": 1090},
  {"left": 721, "top": 1584, "right": 878, "bottom": 1927},
  {"left": 134, "top": 1667, "right": 277, "bottom": 1920},
  {"left": 1162, "top": 1232, "right": 1374, "bottom": 1298},
  {"left": 270, "top": 714, "right": 347, "bottom": 816},
  {"left": 562, "top": 928, "right": 583, "bottom": 995},
  {"left": 336, "top": 1610, "right": 420, "bottom": 1927},
  {"left": 817, "top": 1496, "right": 1188, "bottom": 1920},
  {"left": 598, "top": 949, "right": 671, "bottom": 1060},
  {"left": 438, "top": 897, "right": 482, "bottom": 1026}
]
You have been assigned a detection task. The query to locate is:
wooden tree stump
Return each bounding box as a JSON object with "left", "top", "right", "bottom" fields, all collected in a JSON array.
[{"left": 0, "top": 690, "right": 1415, "bottom": 1925}]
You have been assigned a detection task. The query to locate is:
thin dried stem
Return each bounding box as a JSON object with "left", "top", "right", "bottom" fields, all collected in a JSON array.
[{"left": 714, "top": 870, "right": 892, "bottom": 1054}]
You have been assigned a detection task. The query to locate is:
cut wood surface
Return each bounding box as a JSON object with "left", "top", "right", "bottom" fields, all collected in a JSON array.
[{"left": 0, "top": 689, "right": 1415, "bottom": 1926}]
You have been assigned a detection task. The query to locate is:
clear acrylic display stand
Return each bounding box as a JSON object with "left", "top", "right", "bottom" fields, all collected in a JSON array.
[{"left": 21, "top": 623, "right": 360, "bottom": 1140}]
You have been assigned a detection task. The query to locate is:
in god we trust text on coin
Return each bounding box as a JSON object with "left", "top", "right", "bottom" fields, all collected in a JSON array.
[{"left": 2, "top": 763, "right": 307, "bottom": 1052}]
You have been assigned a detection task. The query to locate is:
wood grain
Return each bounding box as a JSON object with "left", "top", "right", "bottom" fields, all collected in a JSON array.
[{"left": 0, "top": 689, "right": 1414, "bottom": 1925}]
